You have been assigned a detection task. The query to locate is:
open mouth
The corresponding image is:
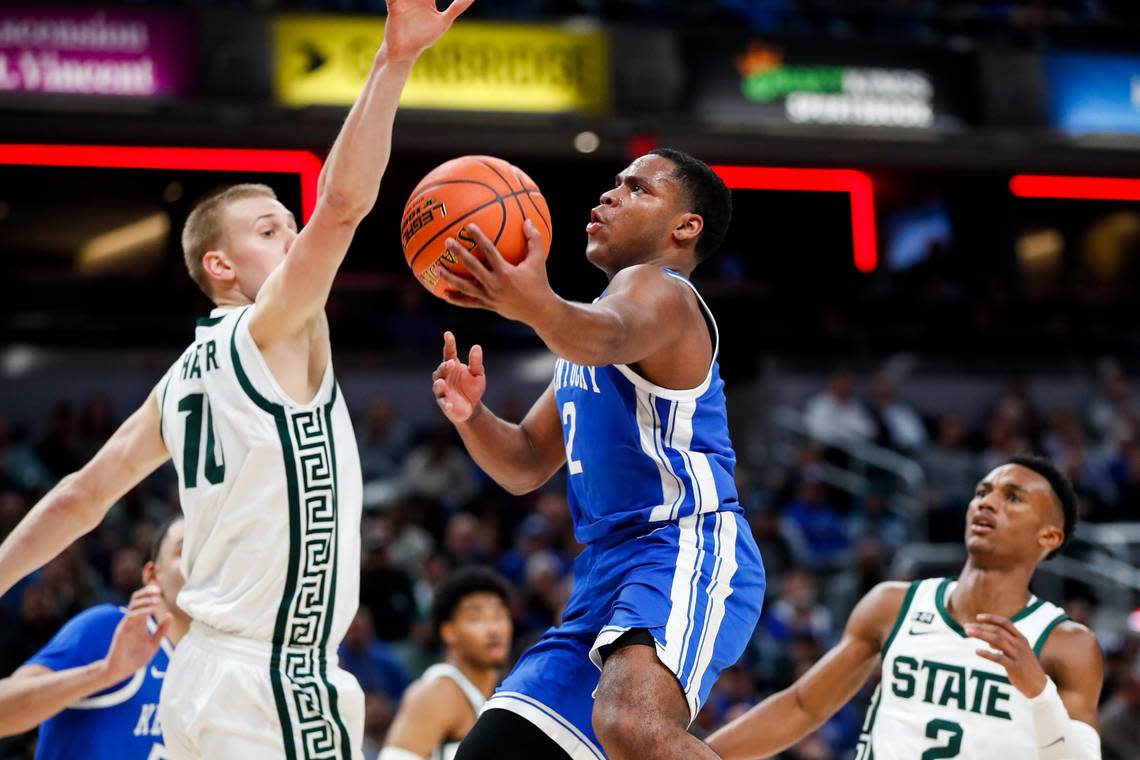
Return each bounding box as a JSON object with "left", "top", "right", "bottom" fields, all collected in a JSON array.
[{"left": 969, "top": 516, "right": 996, "bottom": 535}]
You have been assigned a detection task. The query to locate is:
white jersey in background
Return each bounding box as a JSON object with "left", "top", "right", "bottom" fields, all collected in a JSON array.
[
  {"left": 420, "top": 664, "right": 486, "bottom": 760},
  {"left": 156, "top": 304, "right": 364, "bottom": 757},
  {"left": 855, "top": 577, "right": 1069, "bottom": 760}
]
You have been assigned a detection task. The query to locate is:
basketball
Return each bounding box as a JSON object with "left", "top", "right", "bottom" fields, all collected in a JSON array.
[{"left": 401, "top": 155, "right": 552, "bottom": 298}]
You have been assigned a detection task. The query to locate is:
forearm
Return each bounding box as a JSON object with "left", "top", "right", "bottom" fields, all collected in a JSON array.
[
  {"left": 708, "top": 689, "right": 823, "bottom": 760},
  {"left": 0, "top": 663, "right": 117, "bottom": 737},
  {"left": 317, "top": 49, "right": 414, "bottom": 222},
  {"left": 1032, "top": 679, "right": 1101, "bottom": 760},
  {"left": 0, "top": 474, "right": 98, "bottom": 598},
  {"left": 455, "top": 405, "right": 553, "bottom": 495}
]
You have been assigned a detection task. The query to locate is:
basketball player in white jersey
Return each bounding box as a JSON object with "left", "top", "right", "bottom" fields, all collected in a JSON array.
[
  {"left": 707, "top": 454, "right": 1104, "bottom": 760},
  {"left": 0, "top": 2, "right": 473, "bottom": 757},
  {"left": 381, "top": 568, "right": 512, "bottom": 760}
]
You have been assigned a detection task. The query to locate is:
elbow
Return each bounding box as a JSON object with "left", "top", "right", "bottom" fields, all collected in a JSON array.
[
  {"left": 49, "top": 473, "right": 101, "bottom": 533},
  {"left": 319, "top": 188, "right": 375, "bottom": 227},
  {"left": 503, "top": 478, "right": 539, "bottom": 497}
]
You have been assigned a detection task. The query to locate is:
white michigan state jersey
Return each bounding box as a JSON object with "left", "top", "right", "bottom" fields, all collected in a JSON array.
[
  {"left": 421, "top": 664, "right": 486, "bottom": 760},
  {"left": 156, "top": 305, "right": 362, "bottom": 649},
  {"left": 856, "top": 577, "right": 1069, "bottom": 760}
]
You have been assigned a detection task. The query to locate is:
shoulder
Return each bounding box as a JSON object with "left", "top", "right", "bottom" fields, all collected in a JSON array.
[
  {"left": 846, "top": 581, "right": 916, "bottom": 647},
  {"left": 1040, "top": 620, "right": 1103, "bottom": 678},
  {"left": 26, "top": 605, "right": 124, "bottom": 670},
  {"left": 399, "top": 671, "right": 468, "bottom": 719}
]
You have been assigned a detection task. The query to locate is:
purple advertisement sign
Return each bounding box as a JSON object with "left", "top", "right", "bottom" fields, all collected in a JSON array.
[{"left": 0, "top": 8, "right": 196, "bottom": 98}]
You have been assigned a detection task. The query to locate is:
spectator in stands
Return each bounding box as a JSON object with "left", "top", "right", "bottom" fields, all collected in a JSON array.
[
  {"left": 338, "top": 608, "right": 410, "bottom": 707},
  {"left": 1087, "top": 363, "right": 1136, "bottom": 449},
  {"left": 358, "top": 400, "right": 413, "bottom": 482},
  {"left": 780, "top": 470, "right": 853, "bottom": 570},
  {"left": 866, "top": 372, "right": 928, "bottom": 454},
  {"left": 402, "top": 427, "right": 477, "bottom": 507},
  {"left": 34, "top": 403, "right": 81, "bottom": 481},
  {"left": 1101, "top": 655, "right": 1140, "bottom": 760},
  {"left": 803, "top": 369, "right": 875, "bottom": 445},
  {"left": 922, "top": 414, "right": 980, "bottom": 541},
  {"left": 359, "top": 536, "right": 417, "bottom": 643}
]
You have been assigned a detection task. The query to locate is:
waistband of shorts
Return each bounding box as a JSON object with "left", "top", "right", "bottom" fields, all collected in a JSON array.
[{"left": 185, "top": 620, "right": 339, "bottom": 664}]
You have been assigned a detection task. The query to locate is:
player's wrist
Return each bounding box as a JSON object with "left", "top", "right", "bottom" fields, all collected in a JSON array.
[{"left": 87, "top": 658, "right": 122, "bottom": 690}]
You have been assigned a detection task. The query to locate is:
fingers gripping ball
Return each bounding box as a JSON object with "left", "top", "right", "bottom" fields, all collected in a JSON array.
[{"left": 401, "top": 155, "right": 552, "bottom": 298}]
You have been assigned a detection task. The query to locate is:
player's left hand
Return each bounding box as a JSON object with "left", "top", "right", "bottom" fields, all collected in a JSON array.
[
  {"left": 382, "top": 0, "right": 475, "bottom": 64},
  {"left": 437, "top": 220, "right": 558, "bottom": 325},
  {"left": 965, "top": 613, "right": 1047, "bottom": 698}
]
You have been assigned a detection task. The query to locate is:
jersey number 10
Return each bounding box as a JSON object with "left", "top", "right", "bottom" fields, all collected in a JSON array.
[{"left": 177, "top": 393, "right": 225, "bottom": 488}]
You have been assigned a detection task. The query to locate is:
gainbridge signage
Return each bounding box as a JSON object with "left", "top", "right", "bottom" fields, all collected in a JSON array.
[{"left": 273, "top": 16, "right": 610, "bottom": 114}]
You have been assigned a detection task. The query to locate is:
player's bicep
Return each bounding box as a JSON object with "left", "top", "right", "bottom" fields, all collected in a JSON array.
[
  {"left": 249, "top": 207, "right": 357, "bottom": 346},
  {"left": 520, "top": 384, "right": 566, "bottom": 482},
  {"left": 795, "top": 582, "right": 907, "bottom": 717},
  {"left": 1047, "top": 626, "right": 1104, "bottom": 728},
  {"left": 600, "top": 269, "right": 691, "bottom": 363},
  {"left": 73, "top": 393, "right": 169, "bottom": 519}
]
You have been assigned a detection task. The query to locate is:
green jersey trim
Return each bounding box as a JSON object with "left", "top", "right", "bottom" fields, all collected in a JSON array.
[
  {"left": 882, "top": 580, "right": 921, "bottom": 656},
  {"left": 935, "top": 578, "right": 1044, "bottom": 638},
  {"left": 196, "top": 315, "right": 226, "bottom": 327},
  {"left": 1033, "top": 613, "right": 1070, "bottom": 657},
  {"left": 229, "top": 308, "right": 351, "bottom": 759}
]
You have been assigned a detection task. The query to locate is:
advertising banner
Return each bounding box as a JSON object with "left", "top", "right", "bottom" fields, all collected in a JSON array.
[
  {"left": 1046, "top": 52, "right": 1140, "bottom": 135},
  {"left": 273, "top": 15, "right": 610, "bottom": 114},
  {"left": 689, "top": 36, "right": 970, "bottom": 130},
  {"left": 0, "top": 7, "right": 197, "bottom": 98}
]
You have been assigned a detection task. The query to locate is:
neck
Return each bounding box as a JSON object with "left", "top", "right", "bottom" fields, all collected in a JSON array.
[
  {"left": 447, "top": 654, "right": 500, "bottom": 698},
  {"left": 167, "top": 611, "right": 192, "bottom": 645},
  {"left": 947, "top": 558, "right": 1036, "bottom": 625}
]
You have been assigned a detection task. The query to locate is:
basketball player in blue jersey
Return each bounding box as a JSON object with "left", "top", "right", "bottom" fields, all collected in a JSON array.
[
  {"left": 0, "top": 517, "right": 188, "bottom": 759},
  {"left": 431, "top": 149, "right": 765, "bottom": 760}
]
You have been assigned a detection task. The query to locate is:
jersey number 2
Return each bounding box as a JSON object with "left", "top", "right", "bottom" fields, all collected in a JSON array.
[
  {"left": 178, "top": 393, "right": 225, "bottom": 488},
  {"left": 562, "top": 402, "right": 584, "bottom": 475},
  {"left": 921, "top": 719, "right": 963, "bottom": 759}
]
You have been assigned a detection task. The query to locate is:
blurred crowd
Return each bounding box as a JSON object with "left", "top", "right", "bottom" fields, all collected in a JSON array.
[{"left": 1, "top": 363, "right": 1139, "bottom": 759}]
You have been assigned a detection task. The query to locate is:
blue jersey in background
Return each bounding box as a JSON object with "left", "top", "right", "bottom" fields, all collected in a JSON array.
[{"left": 27, "top": 604, "right": 170, "bottom": 760}]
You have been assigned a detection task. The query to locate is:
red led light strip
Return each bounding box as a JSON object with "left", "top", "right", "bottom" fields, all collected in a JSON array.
[
  {"left": 0, "top": 145, "right": 324, "bottom": 221},
  {"left": 712, "top": 166, "right": 878, "bottom": 273},
  {"left": 1010, "top": 174, "right": 1140, "bottom": 202}
]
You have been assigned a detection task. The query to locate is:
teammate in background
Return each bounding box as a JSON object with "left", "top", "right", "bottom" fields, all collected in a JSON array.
[
  {"left": 708, "top": 454, "right": 1104, "bottom": 760},
  {"left": 0, "top": 517, "right": 187, "bottom": 759},
  {"left": 382, "top": 567, "right": 512, "bottom": 760},
  {"left": 0, "top": 2, "right": 473, "bottom": 757},
  {"left": 432, "top": 149, "right": 765, "bottom": 760}
]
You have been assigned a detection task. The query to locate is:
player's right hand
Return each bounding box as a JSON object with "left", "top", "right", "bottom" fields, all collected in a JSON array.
[
  {"left": 432, "top": 331, "right": 486, "bottom": 424},
  {"left": 100, "top": 585, "right": 171, "bottom": 686},
  {"left": 382, "top": 0, "right": 475, "bottom": 64}
]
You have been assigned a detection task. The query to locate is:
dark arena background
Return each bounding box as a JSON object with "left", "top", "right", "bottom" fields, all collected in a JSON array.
[{"left": 2, "top": 2, "right": 1140, "bottom": 758}]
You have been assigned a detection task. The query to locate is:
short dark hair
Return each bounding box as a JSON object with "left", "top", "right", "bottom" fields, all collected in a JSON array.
[
  {"left": 1007, "top": 454, "right": 1078, "bottom": 559},
  {"left": 429, "top": 566, "right": 511, "bottom": 638},
  {"left": 147, "top": 515, "right": 183, "bottom": 564},
  {"left": 649, "top": 148, "right": 732, "bottom": 262}
]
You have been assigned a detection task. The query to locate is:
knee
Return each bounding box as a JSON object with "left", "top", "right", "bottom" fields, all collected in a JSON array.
[{"left": 592, "top": 699, "right": 654, "bottom": 755}]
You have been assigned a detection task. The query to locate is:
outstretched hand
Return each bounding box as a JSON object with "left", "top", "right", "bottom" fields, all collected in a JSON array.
[
  {"left": 383, "top": 0, "right": 474, "bottom": 63},
  {"left": 101, "top": 585, "right": 171, "bottom": 687},
  {"left": 436, "top": 220, "right": 557, "bottom": 325},
  {"left": 965, "top": 613, "right": 1048, "bottom": 698},
  {"left": 432, "top": 331, "right": 487, "bottom": 424}
]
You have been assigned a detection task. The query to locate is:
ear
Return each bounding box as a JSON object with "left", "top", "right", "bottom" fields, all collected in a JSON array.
[
  {"left": 202, "top": 249, "right": 235, "bottom": 287},
  {"left": 672, "top": 212, "right": 704, "bottom": 247},
  {"left": 142, "top": 561, "right": 157, "bottom": 586},
  {"left": 440, "top": 620, "right": 457, "bottom": 648},
  {"left": 1038, "top": 524, "right": 1064, "bottom": 557}
]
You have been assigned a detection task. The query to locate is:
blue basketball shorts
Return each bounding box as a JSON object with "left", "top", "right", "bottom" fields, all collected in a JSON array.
[{"left": 483, "top": 510, "right": 765, "bottom": 760}]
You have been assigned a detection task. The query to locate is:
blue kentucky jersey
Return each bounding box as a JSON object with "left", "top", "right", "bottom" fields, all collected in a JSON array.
[
  {"left": 553, "top": 270, "right": 740, "bottom": 545},
  {"left": 27, "top": 604, "right": 171, "bottom": 760}
]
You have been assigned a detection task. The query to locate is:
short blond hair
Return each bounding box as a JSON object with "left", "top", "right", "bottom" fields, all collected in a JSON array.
[{"left": 181, "top": 183, "right": 277, "bottom": 299}]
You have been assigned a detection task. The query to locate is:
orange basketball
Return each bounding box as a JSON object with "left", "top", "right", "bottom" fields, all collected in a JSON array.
[{"left": 401, "top": 155, "right": 552, "bottom": 299}]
